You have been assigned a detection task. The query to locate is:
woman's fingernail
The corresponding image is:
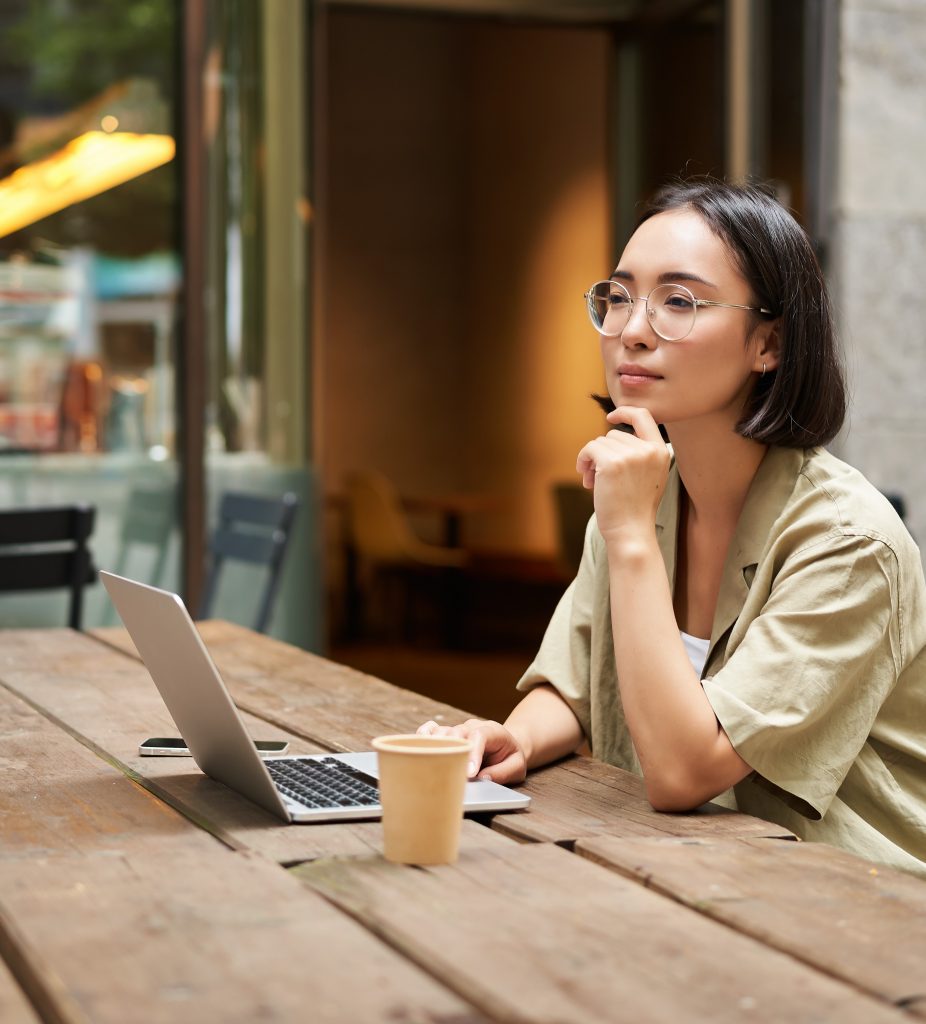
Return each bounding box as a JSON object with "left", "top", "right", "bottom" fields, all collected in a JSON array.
[{"left": 467, "top": 761, "right": 476, "bottom": 776}]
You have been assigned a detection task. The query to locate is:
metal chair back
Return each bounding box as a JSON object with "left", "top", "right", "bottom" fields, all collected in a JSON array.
[
  {"left": 199, "top": 491, "right": 299, "bottom": 633},
  {"left": 0, "top": 504, "right": 97, "bottom": 629}
]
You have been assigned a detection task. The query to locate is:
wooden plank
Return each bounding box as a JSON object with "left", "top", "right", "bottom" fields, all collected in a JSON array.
[
  {"left": 0, "top": 628, "right": 371, "bottom": 862},
  {"left": 493, "top": 755, "right": 794, "bottom": 844},
  {"left": 0, "top": 679, "right": 491, "bottom": 1024},
  {"left": 294, "top": 841, "right": 907, "bottom": 1024},
  {"left": 575, "top": 835, "right": 926, "bottom": 1018},
  {"left": 94, "top": 622, "right": 796, "bottom": 846},
  {"left": 0, "top": 629, "right": 507, "bottom": 864},
  {"left": 0, "top": 848, "right": 490, "bottom": 1024},
  {"left": 94, "top": 620, "right": 477, "bottom": 749},
  {"left": 0, "top": 684, "right": 220, "bottom": 860},
  {"left": 0, "top": 956, "right": 41, "bottom": 1024}
]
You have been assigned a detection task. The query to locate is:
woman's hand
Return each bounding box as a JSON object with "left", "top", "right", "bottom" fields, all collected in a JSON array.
[
  {"left": 416, "top": 718, "right": 528, "bottom": 784},
  {"left": 576, "top": 406, "right": 670, "bottom": 547}
]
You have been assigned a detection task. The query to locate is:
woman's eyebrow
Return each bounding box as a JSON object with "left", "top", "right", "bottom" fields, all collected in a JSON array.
[
  {"left": 658, "top": 271, "right": 718, "bottom": 288},
  {"left": 609, "top": 269, "right": 718, "bottom": 288}
]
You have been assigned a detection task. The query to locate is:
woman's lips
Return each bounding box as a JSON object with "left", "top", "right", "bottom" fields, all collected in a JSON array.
[{"left": 618, "top": 364, "right": 662, "bottom": 385}]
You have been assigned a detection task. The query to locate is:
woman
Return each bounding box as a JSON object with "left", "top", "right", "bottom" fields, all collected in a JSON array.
[{"left": 419, "top": 178, "right": 926, "bottom": 877}]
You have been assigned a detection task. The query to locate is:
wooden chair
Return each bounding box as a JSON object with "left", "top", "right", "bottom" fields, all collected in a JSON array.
[
  {"left": 345, "top": 473, "right": 465, "bottom": 568},
  {"left": 343, "top": 471, "right": 467, "bottom": 642},
  {"left": 0, "top": 504, "right": 97, "bottom": 629},
  {"left": 552, "top": 482, "right": 594, "bottom": 577},
  {"left": 198, "top": 490, "right": 299, "bottom": 634}
]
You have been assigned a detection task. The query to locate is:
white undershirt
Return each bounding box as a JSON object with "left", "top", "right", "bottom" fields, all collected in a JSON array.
[{"left": 681, "top": 631, "right": 710, "bottom": 678}]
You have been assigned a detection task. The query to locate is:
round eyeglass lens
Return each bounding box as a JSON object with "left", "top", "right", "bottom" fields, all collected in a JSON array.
[
  {"left": 587, "top": 280, "right": 631, "bottom": 337},
  {"left": 647, "top": 283, "right": 697, "bottom": 341}
]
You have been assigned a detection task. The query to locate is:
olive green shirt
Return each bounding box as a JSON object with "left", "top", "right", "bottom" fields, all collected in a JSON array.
[{"left": 518, "top": 445, "right": 926, "bottom": 877}]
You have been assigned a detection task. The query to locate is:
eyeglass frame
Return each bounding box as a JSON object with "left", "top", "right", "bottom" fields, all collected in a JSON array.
[{"left": 583, "top": 279, "right": 774, "bottom": 342}]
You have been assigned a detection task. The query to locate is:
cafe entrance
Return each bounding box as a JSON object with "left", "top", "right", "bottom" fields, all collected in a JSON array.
[{"left": 313, "top": 0, "right": 812, "bottom": 671}]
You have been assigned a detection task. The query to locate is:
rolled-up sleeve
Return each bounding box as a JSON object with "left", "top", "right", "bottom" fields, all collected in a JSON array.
[
  {"left": 703, "top": 531, "right": 902, "bottom": 820},
  {"left": 515, "top": 515, "right": 600, "bottom": 742}
]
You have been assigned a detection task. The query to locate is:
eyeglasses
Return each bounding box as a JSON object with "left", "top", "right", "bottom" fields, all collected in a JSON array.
[{"left": 584, "top": 280, "right": 773, "bottom": 342}]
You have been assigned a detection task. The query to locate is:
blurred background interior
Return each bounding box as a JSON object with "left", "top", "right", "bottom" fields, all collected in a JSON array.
[{"left": 0, "top": 0, "right": 922, "bottom": 723}]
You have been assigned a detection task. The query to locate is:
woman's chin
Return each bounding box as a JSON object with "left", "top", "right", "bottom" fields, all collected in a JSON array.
[{"left": 614, "top": 394, "right": 654, "bottom": 415}]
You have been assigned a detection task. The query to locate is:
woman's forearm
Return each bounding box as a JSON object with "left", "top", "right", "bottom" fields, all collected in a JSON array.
[
  {"left": 605, "top": 535, "right": 749, "bottom": 808},
  {"left": 504, "top": 684, "right": 585, "bottom": 770}
]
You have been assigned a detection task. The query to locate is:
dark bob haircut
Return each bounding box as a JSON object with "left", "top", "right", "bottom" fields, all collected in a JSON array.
[{"left": 595, "top": 177, "right": 846, "bottom": 448}]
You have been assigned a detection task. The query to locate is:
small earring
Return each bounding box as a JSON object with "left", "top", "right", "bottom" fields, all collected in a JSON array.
[{"left": 762, "top": 362, "right": 767, "bottom": 377}]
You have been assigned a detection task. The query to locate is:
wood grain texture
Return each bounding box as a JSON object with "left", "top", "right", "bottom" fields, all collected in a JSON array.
[
  {"left": 94, "top": 622, "right": 795, "bottom": 846},
  {"left": 490, "top": 754, "right": 794, "bottom": 844},
  {"left": 0, "top": 685, "right": 217, "bottom": 860},
  {"left": 4, "top": 625, "right": 917, "bottom": 1024},
  {"left": 0, "top": 848, "right": 488, "bottom": 1024},
  {"left": 96, "top": 620, "right": 477, "bottom": 749},
  {"left": 0, "top": 630, "right": 395, "bottom": 863},
  {"left": 575, "top": 835, "right": 926, "bottom": 1018},
  {"left": 0, "top": 673, "right": 489, "bottom": 1024},
  {"left": 0, "top": 629, "right": 509, "bottom": 865},
  {"left": 294, "top": 841, "right": 906, "bottom": 1024}
]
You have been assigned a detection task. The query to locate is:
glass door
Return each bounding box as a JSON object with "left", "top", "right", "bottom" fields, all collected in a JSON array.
[
  {"left": 0, "top": 0, "right": 181, "bottom": 627},
  {"left": 189, "top": 0, "right": 320, "bottom": 648}
]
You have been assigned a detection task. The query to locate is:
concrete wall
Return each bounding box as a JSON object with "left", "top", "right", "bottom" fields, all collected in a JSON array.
[{"left": 833, "top": 0, "right": 926, "bottom": 544}]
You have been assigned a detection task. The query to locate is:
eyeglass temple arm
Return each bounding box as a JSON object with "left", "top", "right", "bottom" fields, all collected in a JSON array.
[{"left": 696, "top": 299, "right": 774, "bottom": 315}]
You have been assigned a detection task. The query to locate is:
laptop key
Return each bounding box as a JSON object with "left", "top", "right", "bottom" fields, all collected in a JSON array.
[{"left": 268, "top": 757, "right": 380, "bottom": 808}]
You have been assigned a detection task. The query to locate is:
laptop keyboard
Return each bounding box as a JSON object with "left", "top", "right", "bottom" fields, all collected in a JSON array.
[{"left": 265, "top": 756, "right": 380, "bottom": 809}]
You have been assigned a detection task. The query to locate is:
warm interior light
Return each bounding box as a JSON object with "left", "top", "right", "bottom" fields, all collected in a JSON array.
[
  {"left": 100, "top": 115, "right": 120, "bottom": 133},
  {"left": 0, "top": 130, "right": 175, "bottom": 238}
]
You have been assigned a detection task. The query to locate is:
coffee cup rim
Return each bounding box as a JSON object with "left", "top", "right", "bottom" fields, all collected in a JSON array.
[{"left": 372, "top": 733, "right": 472, "bottom": 755}]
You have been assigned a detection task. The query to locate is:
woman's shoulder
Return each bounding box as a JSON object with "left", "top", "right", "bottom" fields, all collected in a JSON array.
[
  {"left": 764, "top": 446, "right": 926, "bottom": 664},
  {"left": 795, "top": 446, "right": 915, "bottom": 551},
  {"left": 754, "top": 446, "right": 922, "bottom": 595}
]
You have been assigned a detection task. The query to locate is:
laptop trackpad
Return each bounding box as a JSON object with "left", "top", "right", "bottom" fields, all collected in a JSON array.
[{"left": 333, "top": 750, "right": 530, "bottom": 810}]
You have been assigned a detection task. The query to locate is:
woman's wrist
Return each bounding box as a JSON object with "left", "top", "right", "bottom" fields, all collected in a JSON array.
[
  {"left": 504, "top": 720, "right": 533, "bottom": 768},
  {"left": 600, "top": 526, "right": 660, "bottom": 565}
]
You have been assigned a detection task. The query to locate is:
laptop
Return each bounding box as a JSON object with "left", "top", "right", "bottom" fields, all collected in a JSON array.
[{"left": 100, "top": 570, "right": 531, "bottom": 823}]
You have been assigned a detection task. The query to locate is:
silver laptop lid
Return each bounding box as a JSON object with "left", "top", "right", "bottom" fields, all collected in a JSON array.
[{"left": 100, "top": 570, "right": 290, "bottom": 821}]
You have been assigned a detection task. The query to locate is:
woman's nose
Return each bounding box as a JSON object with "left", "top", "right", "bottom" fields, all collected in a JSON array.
[{"left": 621, "top": 298, "right": 658, "bottom": 349}]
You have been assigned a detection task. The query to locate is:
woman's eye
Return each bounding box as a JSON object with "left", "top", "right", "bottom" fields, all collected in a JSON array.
[
  {"left": 664, "top": 293, "right": 694, "bottom": 310},
  {"left": 609, "top": 293, "right": 631, "bottom": 307}
]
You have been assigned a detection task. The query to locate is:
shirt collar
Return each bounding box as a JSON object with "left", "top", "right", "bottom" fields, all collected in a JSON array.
[
  {"left": 655, "top": 445, "right": 807, "bottom": 650},
  {"left": 655, "top": 453, "right": 681, "bottom": 592}
]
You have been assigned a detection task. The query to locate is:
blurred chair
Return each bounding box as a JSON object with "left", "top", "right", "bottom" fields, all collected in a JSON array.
[
  {"left": 344, "top": 471, "right": 467, "bottom": 570},
  {"left": 111, "top": 482, "right": 177, "bottom": 589},
  {"left": 882, "top": 492, "right": 907, "bottom": 523},
  {"left": 343, "top": 471, "right": 467, "bottom": 641},
  {"left": 552, "top": 482, "right": 595, "bottom": 577},
  {"left": 199, "top": 490, "right": 299, "bottom": 634},
  {"left": 0, "top": 504, "right": 97, "bottom": 629}
]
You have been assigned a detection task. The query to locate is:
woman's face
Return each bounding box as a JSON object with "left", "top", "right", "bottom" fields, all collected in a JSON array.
[{"left": 601, "top": 208, "right": 774, "bottom": 430}]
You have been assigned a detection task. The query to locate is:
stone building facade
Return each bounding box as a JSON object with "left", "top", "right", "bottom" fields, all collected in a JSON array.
[{"left": 833, "top": 0, "right": 926, "bottom": 546}]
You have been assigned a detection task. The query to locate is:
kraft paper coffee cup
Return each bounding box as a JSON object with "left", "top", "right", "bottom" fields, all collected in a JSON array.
[{"left": 371, "top": 734, "right": 472, "bottom": 865}]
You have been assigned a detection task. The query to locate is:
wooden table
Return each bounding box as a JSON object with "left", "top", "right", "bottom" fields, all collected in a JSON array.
[{"left": 1, "top": 623, "right": 925, "bottom": 1023}]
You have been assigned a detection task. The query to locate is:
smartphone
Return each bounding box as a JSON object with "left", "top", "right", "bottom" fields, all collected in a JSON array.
[{"left": 138, "top": 737, "right": 290, "bottom": 756}]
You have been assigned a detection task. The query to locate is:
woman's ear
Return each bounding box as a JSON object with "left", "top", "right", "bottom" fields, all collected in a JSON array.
[{"left": 753, "top": 318, "right": 781, "bottom": 374}]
